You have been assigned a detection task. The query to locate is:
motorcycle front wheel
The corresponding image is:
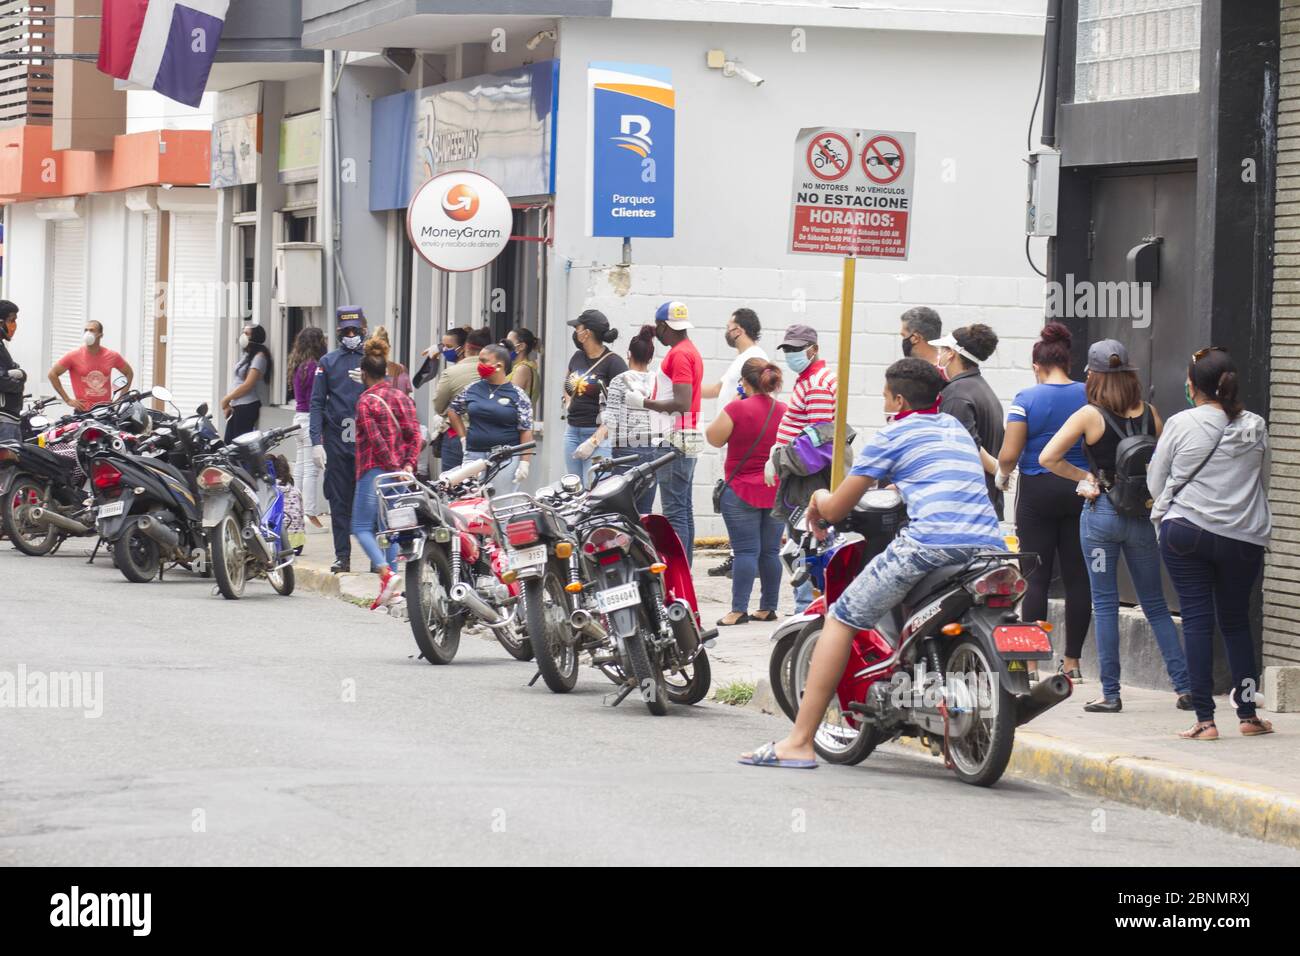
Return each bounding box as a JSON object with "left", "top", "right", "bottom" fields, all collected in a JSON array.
[
  {"left": 791, "top": 623, "right": 880, "bottom": 765},
  {"left": 112, "top": 517, "right": 161, "bottom": 584},
  {"left": 2, "top": 476, "right": 60, "bottom": 556},
  {"left": 769, "top": 631, "right": 800, "bottom": 721},
  {"left": 209, "top": 515, "right": 248, "bottom": 599},
  {"left": 524, "top": 565, "right": 579, "bottom": 692},
  {"left": 267, "top": 563, "right": 295, "bottom": 596},
  {"left": 405, "top": 547, "right": 461, "bottom": 665},
  {"left": 943, "top": 639, "right": 1015, "bottom": 787}
]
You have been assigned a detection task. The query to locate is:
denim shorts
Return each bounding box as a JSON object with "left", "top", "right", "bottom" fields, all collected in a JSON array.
[{"left": 829, "top": 534, "right": 983, "bottom": 634}]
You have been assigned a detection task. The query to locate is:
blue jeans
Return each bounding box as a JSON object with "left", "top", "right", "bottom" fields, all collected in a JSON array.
[
  {"left": 1080, "top": 496, "right": 1190, "bottom": 700},
  {"left": 720, "top": 486, "right": 783, "bottom": 613},
  {"left": 352, "top": 467, "right": 398, "bottom": 572},
  {"left": 793, "top": 578, "right": 815, "bottom": 614},
  {"left": 441, "top": 430, "right": 464, "bottom": 473},
  {"left": 614, "top": 445, "right": 659, "bottom": 513},
  {"left": 1159, "top": 518, "right": 1265, "bottom": 723},
  {"left": 466, "top": 449, "right": 518, "bottom": 497},
  {"left": 565, "top": 424, "right": 609, "bottom": 487},
  {"left": 657, "top": 453, "right": 697, "bottom": 567}
]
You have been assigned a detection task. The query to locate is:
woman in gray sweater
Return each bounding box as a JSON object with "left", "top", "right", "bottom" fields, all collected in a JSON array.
[{"left": 1148, "top": 347, "right": 1274, "bottom": 741}]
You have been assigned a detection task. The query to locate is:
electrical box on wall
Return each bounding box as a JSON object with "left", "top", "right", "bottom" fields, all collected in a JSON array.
[
  {"left": 1026, "top": 148, "right": 1061, "bottom": 237},
  {"left": 274, "top": 242, "right": 323, "bottom": 307}
]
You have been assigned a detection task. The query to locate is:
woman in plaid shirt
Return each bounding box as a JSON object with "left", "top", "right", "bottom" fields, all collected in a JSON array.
[{"left": 353, "top": 336, "right": 423, "bottom": 609}]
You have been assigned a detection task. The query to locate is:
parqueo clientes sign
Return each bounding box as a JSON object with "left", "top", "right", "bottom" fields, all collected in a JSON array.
[{"left": 407, "top": 170, "right": 514, "bottom": 272}]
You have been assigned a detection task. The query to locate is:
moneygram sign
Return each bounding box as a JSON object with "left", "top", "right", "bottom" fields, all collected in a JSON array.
[
  {"left": 407, "top": 171, "right": 513, "bottom": 273},
  {"left": 789, "top": 127, "right": 916, "bottom": 260}
]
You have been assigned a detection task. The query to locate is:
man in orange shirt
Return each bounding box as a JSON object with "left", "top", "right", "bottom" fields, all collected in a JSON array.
[{"left": 48, "top": 321, "right": 133, "bottom": 411}]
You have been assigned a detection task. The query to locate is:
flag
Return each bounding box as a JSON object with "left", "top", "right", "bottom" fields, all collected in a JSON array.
[{"left": 97, "top": 0, "right": 230, "bottom": 108}]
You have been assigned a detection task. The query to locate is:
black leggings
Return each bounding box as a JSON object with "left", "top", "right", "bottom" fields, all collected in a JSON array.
[
  {"left": 224, "top": 402, "right": 261, "bottom": 443},
  {"left": 1016, "top": 471, "right": 1092, "bottom": 658}
]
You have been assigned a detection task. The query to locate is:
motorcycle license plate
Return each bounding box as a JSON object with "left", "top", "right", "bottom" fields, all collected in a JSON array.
[
  {"left": 596, "top": 582, "right": 640, "bottom": 613},
  {"left": 508, "top": 544, "right": 547, "bottom": 571},
  {"left": 386, "top": 506, "right": 418, "bottom": 531},
  {"left": 993, "top": 625, "right": 1052, "bottom": 656},
  {"left": 98, "top": 501, "right": 125, "bottom": 519}
]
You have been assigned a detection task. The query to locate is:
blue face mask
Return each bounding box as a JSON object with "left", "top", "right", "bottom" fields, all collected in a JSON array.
[
  {"left": 736, "top": 384, "right": 746, "bottom": 399},
  {"left": 509, "top": 350, "right": 519, "bottom": 362},
  {"left": 784, "top": 348, "right": 812, "bottom": 375},
  {"left": 441, "top": 348, "right": 460, "bottom": 364}
]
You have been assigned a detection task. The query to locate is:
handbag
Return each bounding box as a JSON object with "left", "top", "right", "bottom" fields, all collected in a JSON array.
[{"left": 713, "top": 398, "right": 777, "bottom": 513}]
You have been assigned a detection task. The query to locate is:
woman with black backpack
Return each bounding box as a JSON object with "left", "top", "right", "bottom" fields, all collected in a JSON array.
[
  {"left": 1149, "top": 348, "right": 1274, "bottom": 740},
  {"left": 1039, "top": 339, "right": 1192, "bottom": 714}
]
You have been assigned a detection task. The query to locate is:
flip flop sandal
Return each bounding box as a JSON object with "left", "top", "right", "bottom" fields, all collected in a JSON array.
[
  {"left": 1179, "top": 722, "right": 1218, "bottom": 740},
  {"left": 738, "top": 741, "right": 817, "bottom": 769},
  {"left": 1240, "top": 718, "right": 1275, "bottom": 736},
  {"left": 718, "top": 613, "right": 751, "bottom": 627}
]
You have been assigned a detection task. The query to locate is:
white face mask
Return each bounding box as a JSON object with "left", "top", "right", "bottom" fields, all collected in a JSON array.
[
  {"left": 239, "top": 333, "right": 250, "bottom": 349},
  {"left": 341, "top": 334, "right": 362, "bottom": 351},
  {"left": 83, "top": 331, "right": 97, "bottom": 347}
]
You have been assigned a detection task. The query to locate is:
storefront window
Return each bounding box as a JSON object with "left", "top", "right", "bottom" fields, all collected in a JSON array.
[{"left": 1075, "top": 0, "right": 1201, "bottom": 104}]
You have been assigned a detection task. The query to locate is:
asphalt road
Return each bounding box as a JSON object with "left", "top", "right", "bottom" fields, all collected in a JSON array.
[{"left": 3, "top": 543, "right": 1298, "bottom": 867}]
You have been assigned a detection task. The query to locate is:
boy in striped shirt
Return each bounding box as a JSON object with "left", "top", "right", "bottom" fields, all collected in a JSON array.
[{"left": 741, "top": 358, "right": 1002, "bottom": 769}]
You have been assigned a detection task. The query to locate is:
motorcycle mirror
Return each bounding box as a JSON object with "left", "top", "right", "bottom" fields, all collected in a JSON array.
[
  {"left": 150, "top": 386, "right": 174, "bottom": 405},
  {"left": 196, "top": 403, "right": 209, "bottom": 417}
]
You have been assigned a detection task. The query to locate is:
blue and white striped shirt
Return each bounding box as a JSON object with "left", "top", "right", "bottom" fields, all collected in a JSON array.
[{"left": 850, "top": 412, "right": 1004, "bottom": 549}]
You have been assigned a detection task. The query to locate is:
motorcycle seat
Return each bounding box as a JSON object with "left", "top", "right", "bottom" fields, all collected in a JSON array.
[{"left": 902, "top": 562, "right": 969, "bottom": 613}]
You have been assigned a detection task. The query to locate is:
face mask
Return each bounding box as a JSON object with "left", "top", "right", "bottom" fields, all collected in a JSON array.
[
  {"left": 785, "top": 348, "right": 812, "bottom": 375},
  {"left": 572, "top": 332, "right": 584, "bottom": 349},
  {"left": 83, "top": 331, "right": 97, "bottom": 347},
  {"left": 478, "top": 363, "right": 497, "bottom": 380},
  {"left": 508, "top": 349, "right": 519, "bottom": 362},
  {"left": 1185, "top": 382, "right": 1195, "bottom": 407},
  {"left": 341, "top": 334, "right": 362, "bottom": 351},
  {"left": 441, "top": 347, "right": 460, "bottom": 364},
  {"left": 901, "top": 335, "right": 914, "bottom": 357},
  {"left": 736, "top": 384, "right": 746, "bottom": 399},
  {"left": 239, "top": 333, "right": 250, "bottom": 349}
]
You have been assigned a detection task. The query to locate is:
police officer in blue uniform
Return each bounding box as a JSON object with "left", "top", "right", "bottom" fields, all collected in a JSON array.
[{"left": 310, "top": 306, "right": 367, "bottom": 574}]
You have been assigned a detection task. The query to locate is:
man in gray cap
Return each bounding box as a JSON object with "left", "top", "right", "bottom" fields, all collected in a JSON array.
[{"left": 311, "top": 306, "right": 368, "bottom": 573}]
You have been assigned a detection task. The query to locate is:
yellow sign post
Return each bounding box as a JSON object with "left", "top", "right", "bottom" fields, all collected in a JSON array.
[{"left": 830, "top": 257, "right": 857, "bottom": 487}]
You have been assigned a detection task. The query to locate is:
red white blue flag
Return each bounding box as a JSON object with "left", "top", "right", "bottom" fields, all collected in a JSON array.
[{"left": 97, "top": 0, "right": 230, "bottom": 109}]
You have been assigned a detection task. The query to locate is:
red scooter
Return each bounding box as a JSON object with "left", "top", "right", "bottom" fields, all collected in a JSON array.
[{"left": 770, "top": 489, "right": 1072, "bottom": 787}]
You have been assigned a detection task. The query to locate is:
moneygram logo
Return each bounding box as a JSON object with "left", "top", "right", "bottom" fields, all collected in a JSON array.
[{"left": 442, "top": 184, "right": 480, "bottom": 222}]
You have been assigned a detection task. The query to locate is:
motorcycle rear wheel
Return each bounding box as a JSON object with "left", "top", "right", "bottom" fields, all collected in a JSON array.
[
  {"left": 267, "top": 563, "right": 295, "bottom": 596},
  {"left": 493, "top": 613, "right": 534, "bottom": 661},
  {"left": 405, "top": 547, "right": 461, "bottom": 665},
  {"left": 624, "top": 630, "right": 668, "bottom": 716},
  {"left": 3, "top": 477, "right": 60, "bottom": 557},
  {"left": 665, "top": 646, "right": 710, "bottom": 705},
  {"left": 943, "top": 639, "right": 1015, "bottom": 787},
  {"left": 209, "top": 515, "right": 248, "bottom": 599},
  {"left": 525, "top": 566, "right": 579, "bottom": 692},
  {"left": 113, "top": 517, "right": 161, "bottom": 584},
  {"left": 791, "top": 623, "right": 880, "bottom": 765}
]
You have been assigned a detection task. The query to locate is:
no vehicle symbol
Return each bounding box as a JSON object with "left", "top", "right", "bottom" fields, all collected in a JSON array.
[
  {"left": 862, "top": 134, "right": 905, "bottom": 185},
  {"left": 806, "top": 131, "right": 853, "bottom": 182}
]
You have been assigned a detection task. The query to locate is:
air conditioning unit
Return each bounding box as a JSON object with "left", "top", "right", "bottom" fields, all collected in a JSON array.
[{"left": 274, "top": 242, "right": 323, "bottom": 307}]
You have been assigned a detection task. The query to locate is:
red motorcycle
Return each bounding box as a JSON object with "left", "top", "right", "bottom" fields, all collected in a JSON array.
[{"left": 770, "top": 489, "right": 1072, "bottom": 787}]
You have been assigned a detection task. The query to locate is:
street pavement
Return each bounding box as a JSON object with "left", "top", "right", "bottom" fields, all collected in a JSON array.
[{"left": 3, "top": 541, "right": 1299, "bottom": 867}]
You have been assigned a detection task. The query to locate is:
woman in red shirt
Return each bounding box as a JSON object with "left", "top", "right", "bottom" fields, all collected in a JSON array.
[
  {"left": 705, "top": 358, "right": 787, "bottom": 625},
  {"left": 353, "top": 336, "right": 423, "bottom": 610}
]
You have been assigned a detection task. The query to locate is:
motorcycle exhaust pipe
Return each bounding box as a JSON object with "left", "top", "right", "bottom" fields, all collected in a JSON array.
[
  {"left": 1015, "top": 673, "right": 1073, "bottom": 726},
  {"left": 570, "top": 608, "right": 608, "bottom": 643},
  {"left": 449, "top": 583, "right": 506, "bottom": 627},
  {"left": 30, "top": 507, "right": 92, "bottom": 536},
  {"left": 240, "top": 524, "right": 275, "bottom": 563},
  {"left": 135, "top": 516, "right": 180, "bottom": 551},
  {"left": 664, "top": 601, "right": 689, "bottom": 624}
]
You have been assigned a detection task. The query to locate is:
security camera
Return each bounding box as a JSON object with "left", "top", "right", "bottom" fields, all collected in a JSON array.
[
  {"left": 723, "top": 60, "right": 764, "bottom": 87},
  {"left": 526, "top": 29, "right": 557, "bottom": 51}
]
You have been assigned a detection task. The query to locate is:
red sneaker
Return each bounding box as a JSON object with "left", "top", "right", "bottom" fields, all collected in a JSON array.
[{"left": 370, "top": 567, "right": 402, "bottom": 610}]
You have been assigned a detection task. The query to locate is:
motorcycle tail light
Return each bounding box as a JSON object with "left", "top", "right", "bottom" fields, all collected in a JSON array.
[
  {"left": 506, "top": 518, "right": 540, "bottom": 547},
  {"left": 598, "top": 552, "right": 623, "bottom": 566},
  {"left": 966, "top": 565, "right": 1026, "bottom": 600},
  {"left": 198, "top": 467, "right": 232, "bottom": 490},
  {"left": 91, "top": 461, "right": 122, "bottom": 491},
  {"left": 583, "top": 527, "right": 631, "bottom": 556},
  {"left": 0, "top": 448, "right": 16, "bottom": 464},
  {"left": 81, "top": 427, "right": 106, "bottom": 443}
]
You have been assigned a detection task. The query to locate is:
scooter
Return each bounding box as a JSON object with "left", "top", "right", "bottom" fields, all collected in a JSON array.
[{"left": 775, "top": 488, "right": 1073, "bottom": 786}]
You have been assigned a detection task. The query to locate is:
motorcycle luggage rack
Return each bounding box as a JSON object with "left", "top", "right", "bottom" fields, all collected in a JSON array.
[
  {"left": 375, "top": 471, "right": 429, "bottom": 529},
  {"left": 489, "top": 492, "right": 536, "bottom": 522}
]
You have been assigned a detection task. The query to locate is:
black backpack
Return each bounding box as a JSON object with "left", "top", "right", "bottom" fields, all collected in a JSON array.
[{"left": 1087, "top": 404, "right": 1157, "bottom": 517}]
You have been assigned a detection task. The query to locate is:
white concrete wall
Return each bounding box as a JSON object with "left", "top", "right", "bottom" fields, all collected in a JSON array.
[
  {"left": 2, "top": 204, "right": 50, "bottom": 378},
  {"left": 546, "top": 17, "right": 1048, "bottom": 535}
]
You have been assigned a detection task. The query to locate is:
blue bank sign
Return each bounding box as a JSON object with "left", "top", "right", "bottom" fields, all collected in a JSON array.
[{"left": 587, "top": 62, "right": 675, "bottom": 238}]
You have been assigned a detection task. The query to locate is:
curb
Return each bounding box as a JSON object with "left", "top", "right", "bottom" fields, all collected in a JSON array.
[{"left": 887, "top": 731, "right": 1300, "bottom": 850}]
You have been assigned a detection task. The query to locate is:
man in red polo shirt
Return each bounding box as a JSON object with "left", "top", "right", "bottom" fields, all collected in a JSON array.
[{"left": 48, "top": 321, "right": 133, "bottom": 411}]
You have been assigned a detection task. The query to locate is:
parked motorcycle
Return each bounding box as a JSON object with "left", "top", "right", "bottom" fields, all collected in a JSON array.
[
  {"left": 777, "top": 487, "right": 1072, "bottom": 786},
  {"left": 196, "top": 424, "right": 300, "bottom": 599},
  {"left": 87, "top": 390, "right": 221, "bottom": 583},
  {"left": 377, "top": 442, "right": 535, "bottom": 665},
  {"left": 559, "top": 446, "right": 715, "bottom": 715}
]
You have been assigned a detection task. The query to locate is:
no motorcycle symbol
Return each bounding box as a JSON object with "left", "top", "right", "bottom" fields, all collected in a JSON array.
[
  {"left": 806, "top": 132, "right": 853, "bottom": 181},
  {"left": 862, "top": 134, "right": 905, "bottom": 184}
]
